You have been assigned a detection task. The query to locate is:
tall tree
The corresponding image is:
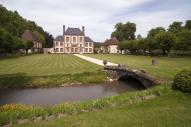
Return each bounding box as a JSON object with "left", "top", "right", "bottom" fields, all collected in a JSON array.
[
  {"left": 23, "top": 40, "right": 34, "bottom": 54},
  {"left": 174, "top": 29, "right": 191, "bottom": 52},
  {"left": 147, "top": 27, "right": 166, "bottom": 38},
  {"left": 111, "top": 22, "right": 136, "bottom": 41},
  {"left": 155, "top": 32, "right": 176, "bottom": 55},
  {"left": 168, "top": 21, "right": 183, "bottom": 34},
  {"left": 185, "top": 20, "right": 191, "bottom": 30}
]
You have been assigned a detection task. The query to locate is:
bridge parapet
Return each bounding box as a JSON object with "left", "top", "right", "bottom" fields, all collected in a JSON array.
[{"left": 104, "top": 65, "right": 159, "bottom": 88}]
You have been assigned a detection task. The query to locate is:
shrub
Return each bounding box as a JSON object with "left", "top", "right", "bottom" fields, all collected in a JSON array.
[{"left": 173, "top": 69, "right": 191, "bottom": 92}]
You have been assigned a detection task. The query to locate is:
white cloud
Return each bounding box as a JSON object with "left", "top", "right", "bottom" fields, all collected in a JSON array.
[{"left": 0, "top": 0, "right": 190, "bottom": 41}]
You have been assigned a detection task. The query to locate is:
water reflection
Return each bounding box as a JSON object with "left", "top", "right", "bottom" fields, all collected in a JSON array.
[{"left": 0, "top": 80, "right": 145, "bottom": 106}]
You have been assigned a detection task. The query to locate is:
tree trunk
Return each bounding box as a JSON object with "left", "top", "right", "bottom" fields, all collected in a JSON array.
[
  {"left": 26, "top": 49, "right": 28, "bottom": 54},
  {"left": 162, "top": 49, "right": 166, "bottom": 55}
]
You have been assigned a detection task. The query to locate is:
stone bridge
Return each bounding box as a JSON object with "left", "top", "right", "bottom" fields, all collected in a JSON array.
[{"left": 104, "top": 65, "right": 159, "bottom": 88}]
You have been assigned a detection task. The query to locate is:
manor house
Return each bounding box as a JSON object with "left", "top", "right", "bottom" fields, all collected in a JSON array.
[{"left": 53, "top": 25, "right": 94, "bottom": 54}]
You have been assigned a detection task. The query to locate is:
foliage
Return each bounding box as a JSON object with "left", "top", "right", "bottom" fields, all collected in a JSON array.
[
  {"left": 174, "top": 29, "right": 191, "bottom": 52},
  {"left": 0, "top": 27, "right": 24, "bottom": 53},
  {"left": 33, "top": 31, "right": 45, "bottom": 45},
  {"left": 185, "top": 20, "right": 191, "bottom": 30},
  {"left": 168, "top": 21, "right": 183, "bottom": 34},
  {"left": 147, "top": 27, "right": 166, "bottom": 38},
  {"left": 23, "top": 40, "right": 34, "bottom": 54},
  {"left": 115, "top": 19, "right": 191, "bottom": 56},
  {"left": 111, "top": 22, "right": 136, "bottom": 41},
  {"left": 0, "top": 4, "right": 53, "bottom": 53},
  {"left": 155, "top": 32, "right": 176, "bottom": 54},
  {"left": 173, "top": 69, "right": 191, "bottom": 92}
]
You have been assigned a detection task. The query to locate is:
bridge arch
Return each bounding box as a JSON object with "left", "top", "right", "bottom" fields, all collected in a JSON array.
[{"left": 104, "top": 66, "right": 158, "bottom": 88}]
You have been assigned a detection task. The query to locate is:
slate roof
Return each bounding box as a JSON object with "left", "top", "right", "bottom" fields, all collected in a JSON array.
[
  {"left": 21, "top": 30, "right": 39, "bottom": 42},
  {"left": 104, "top": 37, "right": 119, "bottom": 46},
  {"left": 54, "top": 35, "right": 64, "bottom": 41},
  {"left": 85, "top": 36, "right": 93, "bottom": 42},
  {"left": 64, "top": 27, "right": 84, "bottom": 36}
]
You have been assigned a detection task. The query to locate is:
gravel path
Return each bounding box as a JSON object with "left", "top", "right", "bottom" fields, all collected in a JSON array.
[{"left": 74, "top": 54, "right": 118, "bottom": 66}]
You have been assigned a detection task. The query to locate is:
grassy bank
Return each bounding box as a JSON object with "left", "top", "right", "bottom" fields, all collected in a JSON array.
[
  {"left": 0, "top": 84, "right": 171, "bottom": 126},
  {"left": 0, "top": 71, "right": 106, "bottom": 88},
  {"left": 85, "top": 54, "right": 191, "bottom": 80},
  {"left": 0, "top": 54, "right": 106, "bottom": 88},
  {"left": 15, "top": 89, "right": 191, "bottom": 127}
]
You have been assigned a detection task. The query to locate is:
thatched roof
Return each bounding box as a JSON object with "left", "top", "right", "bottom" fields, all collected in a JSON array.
[
  {"left": 21, "top": 30, "right": 39, "bottom": 42},
  {"left": 104, "top": 37, "right": 119, "bottom": 46}
]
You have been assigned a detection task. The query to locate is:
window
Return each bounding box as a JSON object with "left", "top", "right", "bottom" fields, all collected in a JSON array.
[
  {"left": 85, "top": 43, "right": 88, "bottom": 47},
  {"left": 89, "top": 48, "right": 92, "bottom": 52},
  {"left": 80, "top": 44, "right": 82, "bottom": 47},
  {"left": 66, "top": 37, "right": 70, "bottom": 42},
  {"left": 85, "top": 48, "right": 88, "bottom": 52},
  {"left": 66, "top": 44, "right": 69, "bottom": 47},
  {"left": 60, "top": 48, "right": 63, "bottom": 52},
  {"left": 89, "top": 43, "right": 92, "bottom": 47},
  {"left": 60, "top": 42, "right": 63, "bottom": 46},
  {"left": 80, "top": 37, "right": 83, "bottom": 42},
  {"left": 55, "top": 42, "right": 58, "bottom": 46},
  {"left": 73, "top": 37, "right": 76, "bottom": 43}
]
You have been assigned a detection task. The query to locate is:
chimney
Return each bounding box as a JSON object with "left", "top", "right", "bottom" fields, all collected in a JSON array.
[
  {"left": 63, "top": 25, "right": 65, "bottom": 35},
  {"left": 82, "top": 26, "right": 85, "bottom": 34}
]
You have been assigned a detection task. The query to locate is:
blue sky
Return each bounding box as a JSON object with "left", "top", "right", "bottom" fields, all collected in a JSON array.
[{"left": 1, "top": 0, "right": 191, "bottom": 42}]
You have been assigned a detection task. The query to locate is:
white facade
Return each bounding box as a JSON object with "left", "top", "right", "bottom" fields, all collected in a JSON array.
[
  {"left": 107, "top": 45, "right": 118, "bottom": 53},
  {"left": 53, "top": 27, "right": 94, "bottom": 54}
]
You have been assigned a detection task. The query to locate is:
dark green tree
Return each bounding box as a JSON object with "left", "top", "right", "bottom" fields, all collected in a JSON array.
[
  {"left": 111, "top": 22, "right": 136, "bottom": 41},
  {"left": 147, "top": 27, "right": 166, "bottom": 38},
  {"left": 185, "top": 20, "right": 191, "bottom": 30},
  {"left": 174, "top": 29, "right": 191, "bottom": 52},
  {"left": 155, "top": 32, "right": 176, "bottom": 55},
  {"left": 23, "top": 40, "right": 34, "bottom": 54},
  {"left": 168, "top": 21, "right": 183, "bottom": 34}
]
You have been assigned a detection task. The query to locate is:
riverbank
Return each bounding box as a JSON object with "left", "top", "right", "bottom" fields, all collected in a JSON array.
[
  {"left": 0, "top": 84, "right": 171, "bottom": 126},
  {"left": 0, "top": 71, "right": 106, "bottom": 89},
  {"left": 15, "top": 88, "right": 191, "bottom": 127}
]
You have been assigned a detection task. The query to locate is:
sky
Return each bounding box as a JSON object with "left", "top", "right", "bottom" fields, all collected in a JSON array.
[{"left": 1, "top": 0, "right": 191, "bottom": 42}]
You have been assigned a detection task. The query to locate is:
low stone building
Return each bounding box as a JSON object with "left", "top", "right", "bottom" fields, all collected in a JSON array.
[
  {"left": 21, "top": 30, "right": 43, "bottom": 53},
  {"left": 103, "top": 37, "right": 119, "bottom": 53}
]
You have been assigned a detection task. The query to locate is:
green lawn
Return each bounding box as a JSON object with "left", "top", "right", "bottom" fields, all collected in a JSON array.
[
  {"left": 1, "top": 54, "right": 191, "bottom": 126},
  {"left": 0, "top": 54, "right": 100, "bottom": 76},
  {"left": 0, "top": 54, "right": 106, "bottom": 88},
  {"left": 85, "top": 54, "right": 191, "bottom": 80},
  {"left": 15, "top": 91, "right": 191, "bottom": 127}
]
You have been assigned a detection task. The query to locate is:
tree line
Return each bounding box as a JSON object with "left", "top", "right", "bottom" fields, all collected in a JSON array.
[
  {"left": 112, "top": 20, "right": 191, "bottom": 55},
  {"left": 0, "top": 4, "right": 53, "bottom": 54}
]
